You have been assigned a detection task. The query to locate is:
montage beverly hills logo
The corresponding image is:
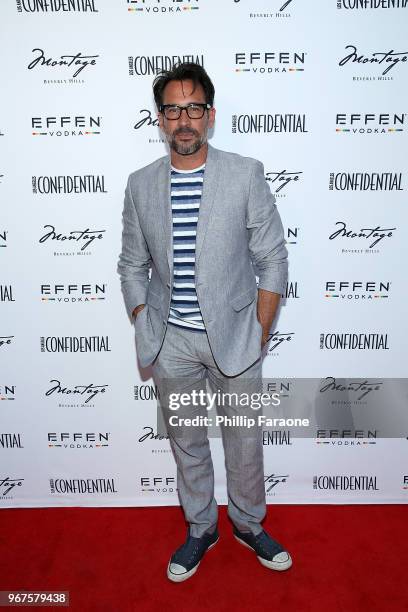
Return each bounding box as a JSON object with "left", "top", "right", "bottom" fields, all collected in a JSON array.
[
  {"left": 264, "top": 473, "right": 290, "bottom": 496},
  {"left": 338, "top": 43, "right": 408, "bottom": 81},
  {"left": 233, "top": 0, "right": 295, "bottom": 19},
  {"left": 138, "top": 425, "right": 172, "bottom": 455},
  {"left": 27, "top": 47, "right": 99, "bottom": 84},
  {"left": 265, "top": 331, "right": 295, "bottom": 357},
  {"left": 265, "top": 169, "right": 303, "bottom": 199},
  {"left": 328, "top": 220, "right": 396, "bottom": 254},
  {"left": 38, "top": 224, "right": 107, "bottom": 257},
  {"left": 318, "top": 376, "right": 384, "bottom": 404},
  {"left": 45, "top": 377, "right": 108, "bottom": 408},
  {"left": 134, "top": 108, "right": 158, "bottom": 130},
  {"left": 133, "top": 108, "right": 165, "bottom": 145},
  {"left": 0, "top": 477, "right": 24, "bottom": 500}
]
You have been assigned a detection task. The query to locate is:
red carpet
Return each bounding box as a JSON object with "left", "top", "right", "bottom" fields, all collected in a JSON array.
[{"left": 1, "top": 505, "right": 407, "bottom": 611}]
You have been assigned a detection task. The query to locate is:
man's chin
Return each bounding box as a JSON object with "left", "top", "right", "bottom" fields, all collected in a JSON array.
[{"left": 170, "top": 139, "right": 206, "bottom": 156}]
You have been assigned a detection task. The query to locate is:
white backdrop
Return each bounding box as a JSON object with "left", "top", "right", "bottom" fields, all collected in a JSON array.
[{"left": 1, "top": 0, "right": 407, "bottom": 507}]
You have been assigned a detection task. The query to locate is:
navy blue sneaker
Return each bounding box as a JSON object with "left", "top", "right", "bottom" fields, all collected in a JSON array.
[
  {"left": 233, "top": 527, "right": 292, "bottom": 571},
  {"left": 167, "top": 527, "right": 219, "bottom": 582}
]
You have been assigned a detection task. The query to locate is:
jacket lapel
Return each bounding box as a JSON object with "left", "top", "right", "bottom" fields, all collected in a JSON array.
[
  {"left": 195, "top": 144, "right": 220, "bottom": 265},
  {"left": 156, "top": 155, "right": 172, "bottom": 271}
]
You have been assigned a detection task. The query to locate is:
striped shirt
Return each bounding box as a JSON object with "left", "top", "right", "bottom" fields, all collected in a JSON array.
[{"left": 167, "top": 163, "right": 206, "bottom": 332}]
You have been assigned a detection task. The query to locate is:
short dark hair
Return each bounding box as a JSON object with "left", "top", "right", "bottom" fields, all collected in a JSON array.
[{"left": 153, "top": 62, "right": 215, "bottom": 110}]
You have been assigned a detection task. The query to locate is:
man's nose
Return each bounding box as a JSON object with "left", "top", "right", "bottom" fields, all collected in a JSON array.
[{"left": 178, "top": 108, "right": 192, "bottom": 126}]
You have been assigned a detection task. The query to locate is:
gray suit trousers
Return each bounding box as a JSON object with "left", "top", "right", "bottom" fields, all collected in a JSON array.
[{"left": 151, "top": 322, "right": 266, "bottom": 538}]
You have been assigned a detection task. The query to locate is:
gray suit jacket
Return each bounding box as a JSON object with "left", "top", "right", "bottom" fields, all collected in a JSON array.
[{"left": 117, "top": 143, "right": 288, "bottom": 376}]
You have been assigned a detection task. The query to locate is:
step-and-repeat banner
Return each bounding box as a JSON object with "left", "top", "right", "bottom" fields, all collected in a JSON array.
[{"left": 1, "top": 1, "right": 407, "bottom": 507}]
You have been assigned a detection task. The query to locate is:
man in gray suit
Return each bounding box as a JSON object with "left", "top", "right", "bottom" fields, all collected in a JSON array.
[{"left": 118, "top": 62, "right": 292, "bottom": 581}]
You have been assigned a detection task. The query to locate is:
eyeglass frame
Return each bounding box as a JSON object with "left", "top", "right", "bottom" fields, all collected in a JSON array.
[{"left": 159, "top": 102, "right": 212, "bottom": 120}]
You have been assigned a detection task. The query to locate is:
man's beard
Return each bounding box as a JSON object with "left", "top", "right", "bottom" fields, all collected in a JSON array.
[{"left": 167, "top": 127, "right": 207, "bottom": 156}]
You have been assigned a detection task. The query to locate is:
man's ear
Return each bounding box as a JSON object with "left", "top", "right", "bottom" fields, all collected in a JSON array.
[
  {"left": 157, "top": 112, "right": 164, "bottom": 130},
  {"left": 208, "top": 107, "right": 216, "bottom": 129}
]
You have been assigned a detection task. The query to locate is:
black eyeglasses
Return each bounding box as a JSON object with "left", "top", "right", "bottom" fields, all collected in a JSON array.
[{"left": 159, "top": 103, "right": 211, "bottom": 120}]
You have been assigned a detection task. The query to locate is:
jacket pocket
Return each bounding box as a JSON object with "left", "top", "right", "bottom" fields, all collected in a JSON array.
[
  {"left": 231, "top": 288, "right": 257, "bottom": 312},
  {"left": 146, "top": 289, "right": 162, "bottom": 310}
]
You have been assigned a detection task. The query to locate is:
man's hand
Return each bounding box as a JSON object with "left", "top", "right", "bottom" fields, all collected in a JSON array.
[
  {"left": 257, "top": 289, "right": 281, "bottom": 349},
  {"left": 132, "top": 303, "right": 145, "bottom": 320}
]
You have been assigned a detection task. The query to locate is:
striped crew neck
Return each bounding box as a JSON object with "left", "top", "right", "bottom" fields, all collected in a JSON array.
[{"left": 171, "top": 163, "right": 206, "bottom": 173}]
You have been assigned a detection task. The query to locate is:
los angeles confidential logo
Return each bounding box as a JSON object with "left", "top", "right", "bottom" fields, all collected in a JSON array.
[
  {"left": 128, "top": 53, "right": 204, "bottom": 76},
  {"left": 17, "top": 1, "right": 98, "bottom": 12}
]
